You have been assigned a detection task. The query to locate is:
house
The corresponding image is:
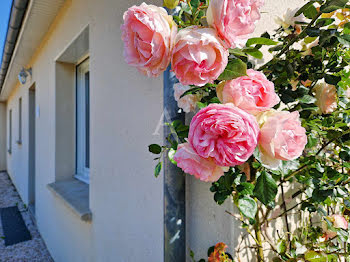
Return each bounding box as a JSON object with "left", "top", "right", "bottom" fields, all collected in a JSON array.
[{"left": 0, "top": 0, "right": 304, "bottom": 261}]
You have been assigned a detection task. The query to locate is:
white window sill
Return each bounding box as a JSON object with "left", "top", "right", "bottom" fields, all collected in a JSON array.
[
  {"left": 47, "top": 179, "right": 92, "bottom": 222},
  {"left": 75, "top": 174, "right": 89, "bottom": 184}
]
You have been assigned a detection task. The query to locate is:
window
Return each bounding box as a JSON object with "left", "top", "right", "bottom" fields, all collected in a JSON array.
[
  {"left": 18, "top": 98, "right": 22, "bottom": 144},
  {"left": 8, "top": 110, "right": 12, "bottom": 154},
  {"left": 75, "top": 58, "right": 90, "bottom": 183}
]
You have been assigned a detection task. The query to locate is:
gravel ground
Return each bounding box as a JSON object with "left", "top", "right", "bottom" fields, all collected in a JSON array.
[{"left": 0, "top": 172, "right": 53, "bottom": 262}]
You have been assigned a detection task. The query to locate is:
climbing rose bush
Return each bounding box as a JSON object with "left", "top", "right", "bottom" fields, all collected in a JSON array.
[{"left": 122, "top": 0, "right": 350, "bottom": 261}]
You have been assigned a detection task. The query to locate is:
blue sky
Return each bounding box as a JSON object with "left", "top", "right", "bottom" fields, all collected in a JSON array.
[{"left": 0, "top": 0, "right": 13, "bottom": 62}]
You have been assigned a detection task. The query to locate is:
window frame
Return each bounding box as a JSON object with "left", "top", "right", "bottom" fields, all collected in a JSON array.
[
  {"left": 17, "top": 97, "right": 22, "bottom": 144},
  {"left": 75, "top": 58, "right": 90, "bottom": 184},
  {"left": 8, "top": 109, "right": 12, "bottom": 154}
]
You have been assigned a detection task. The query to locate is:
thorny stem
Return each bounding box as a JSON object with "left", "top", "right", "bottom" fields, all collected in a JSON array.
[
  {"left": 254, "top": 202, "right": 264, "bottom": 262},
  {"left": 280, "top": 180, "right": 291, "bottom": 250}
]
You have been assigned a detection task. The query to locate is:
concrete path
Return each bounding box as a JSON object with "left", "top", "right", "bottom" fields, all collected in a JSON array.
[{"left": 0, "top": 172, "right": 53, "bottom": 262}]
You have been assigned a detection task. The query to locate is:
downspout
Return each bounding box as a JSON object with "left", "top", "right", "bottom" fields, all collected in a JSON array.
[{"left": 0, "top": 0, "right": 29, "bottom": 92}]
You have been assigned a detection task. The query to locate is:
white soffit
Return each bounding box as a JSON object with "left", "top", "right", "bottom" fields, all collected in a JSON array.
[{"left": 0, "top": 0, "right": 66, "bottom": 101}]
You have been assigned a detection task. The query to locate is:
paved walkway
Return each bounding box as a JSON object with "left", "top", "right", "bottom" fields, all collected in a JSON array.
[{"left": 0, "top": 172, "right": 53, "bottom": 262}]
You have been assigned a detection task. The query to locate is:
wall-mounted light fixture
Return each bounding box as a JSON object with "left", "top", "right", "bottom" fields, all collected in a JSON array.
[{"left": 18, "top": 67, "right": 32, "bottom": 85}]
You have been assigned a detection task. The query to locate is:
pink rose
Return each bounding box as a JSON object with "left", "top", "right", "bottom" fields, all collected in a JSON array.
[
  {"left": 322, "top": 215, "right": 348, "bottom": 240},
  {"left": 171, "top": 27, "right": 228, "bottom": 87},
  {"left": 188, "top": 103, "right": 259, "bottom": 167},
  {"left": 217, "top": 69, "right": 280, "bottom": 115},
  {"left": 121, "top": 3, "right": 177, "bottom": 77},
  {"left": 173, "top": 83, "right": 201, "bottom": 113},
  {"left": 207, "top": 0, "right": 264, "bottom": 48},
  {"left": 174, "top": 143, "right": 227, "bottom": 182},
  {"left": 347, "top": 88, "right": 350, "bottom": 98},
  {"left": 258, "top": 111, "right": 307, "bottom": 168},
  {"left": 314, "top": 83, "right": 338, "bottom": 114}
]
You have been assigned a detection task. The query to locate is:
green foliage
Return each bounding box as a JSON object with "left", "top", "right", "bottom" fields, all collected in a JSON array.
[
  {"left": 148, "top": 144, "right": 162, "bottom": 154},
  {"left": 154, "top": 162, "right": 162, "bottom": 178},
  {"left": 238, "top": 196, "right": 257, "bottom": 220},
  {"left": 253, "top": 171, "right": 278, "bottom": 206},
  {"left": 246, "top": 37, "right": 278, "bottom": 47},
  {"left": 156, "top": 0, "right": 350, "bottom": 260},
  {"left": 218, "top": 58, "right": 247, "bottom": 80},
  {"left": 320, "top": 0, "right": 348, "bottom": 13}
]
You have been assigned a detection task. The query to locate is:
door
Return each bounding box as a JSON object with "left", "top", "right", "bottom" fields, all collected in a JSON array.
[{"left": 28, "top": 86, "right": 36, "bottom": 216}]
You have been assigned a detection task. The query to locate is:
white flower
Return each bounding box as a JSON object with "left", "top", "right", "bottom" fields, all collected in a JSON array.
[
  {"left": 173, "top": 83, "right": 201, "bottom": 113},
  {"left": 275, "top": 8, "right": 307, "bottom": 33}
]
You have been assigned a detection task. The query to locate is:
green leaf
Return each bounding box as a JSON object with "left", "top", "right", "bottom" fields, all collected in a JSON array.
[
  {"left": 315, "top": 162, "right": 325, "bottom": 173},
  {"left": 190, "top": 0, "right": 200, "bottom": 10},
  {"left": 307, "top": 134, "right": 318, "bottom": 148},
  {"left": 306, "top": 28, "right": 320, "bottom": 37},
  {"left": 339, "top": 150, "right": 350, "bottom": 161},
  {"left": 246, "top": 37, "right": 278, "bottom": 47},
  {"left": 295, "top": 2, "right": 314, "bottom": 17},
  {"left": 299, "top": 95, "right": 316, "bottom": 104},
  {"left": 163, "top": 0, "right": 179, "bottom": 9},
  {"left": 277, "top": 239, "right": 287, "bottom": 254},
  {"left": 197, "top": 101, "right": 207, "bottom": 109},
  {"left": 229, "top": 48, "right": 247, "bottom": 57},
  {"left": 269, "top": 45, "right": 284, "bottom": 52},
  {"left": 320, "top": 0, "right": 348, "bottom": 13},
  {"left": 325, "top": 74, "right": 341, "bottom": 85},
  {"left": 316, "top": 18, "right": 335, "bottom": 27},
  {"left": 180, "top": 86, "right": 203, "bottom": 98},
  {"left": 253, "top": 172, "right": 278, "bottom": 206},
  {"left": 168, "top": 148, "right": 177, "bottom": 165},
  {"left": 154, "top": 162, "right": 162, "bottom": 177},
  {"left": 337, "top": 34, "right": 350, "bottom": 46},
  {"left": 327, "top": 254, "right": 338, "bottom": 262},
  {"left": 304, "top": 251, "right": 327, "bottom": 262},
  {"left": 304, "top": 36, "right": 318, "bottom": 44},
  {"left": 238, "top": 196, "right": 257, "bottom": 220},
  {"left": 218, "top": 59, "right": 247, "bottom": 81},
  {"left": 237, "top": 182, "right": 254, "bottom": 196},
  {"left": 149, "top": 144, "right": 162, "bottom": 154},
  {"left": 304, "top": 5, "right": 318, "bottom": 19},
  {"left": 343, "top": 23, "right": 350, "bottom": 34},
  {"left": 243, "top": 48, "right": 263, "bottom": 59},
  {"left": 336, "top": 228, "right": 349, "bottom": 242}
]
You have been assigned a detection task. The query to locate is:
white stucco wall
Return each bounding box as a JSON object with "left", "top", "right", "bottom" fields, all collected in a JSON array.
[
  {"left": 6, "top": 86, "right": 30, "bottom": 204},
  {"left": 0, "top": 102, "right": 6, "bottom": 171},
  {"left": 6, "top": 0, "right": 164, "bottom": 261}
]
